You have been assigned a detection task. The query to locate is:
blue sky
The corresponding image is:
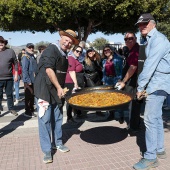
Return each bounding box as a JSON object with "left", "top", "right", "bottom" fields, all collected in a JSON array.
[{"left": 0, "top": 30, "right": 140, "bottom": 47}]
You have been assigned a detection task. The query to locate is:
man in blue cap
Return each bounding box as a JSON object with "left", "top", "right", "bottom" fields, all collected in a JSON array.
[
  {"left": 133, "top": 13, "right": 170, "bottom": 170},
  {"left": 22, "top": 43, "right": 37, "bottom": 117}
]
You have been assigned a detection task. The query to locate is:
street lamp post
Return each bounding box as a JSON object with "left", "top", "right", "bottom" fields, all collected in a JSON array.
[{"left": 9, "top": 38, "right": 11, "bottom": 48}]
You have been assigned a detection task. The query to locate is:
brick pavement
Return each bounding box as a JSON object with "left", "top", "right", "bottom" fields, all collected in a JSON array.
[{"left": 0, "top": 81, "right": 170, "bottom": 170}]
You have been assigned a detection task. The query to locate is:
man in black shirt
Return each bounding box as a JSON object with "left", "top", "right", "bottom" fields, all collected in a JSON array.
[{"left": 34, "top": 29, "right": 79, "bottom": 164}]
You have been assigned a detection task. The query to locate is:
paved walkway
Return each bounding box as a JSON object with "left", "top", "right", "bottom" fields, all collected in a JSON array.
[{"left": 0, "top": 81, "right": 170, "bottom": 170}]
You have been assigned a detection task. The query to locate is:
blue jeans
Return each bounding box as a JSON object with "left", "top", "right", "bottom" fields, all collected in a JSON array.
[
  {"left": 0, "top": 79, "right": 14, "bottom": 110},
  {"left": 13, "top": 75, "right": 21, "bottom": 100},
  {"left": 144, "top": 90, "right": 167, "bottom": 159},
  {"left": 37, "top": 102, "right": 63, "bottom": 154}
]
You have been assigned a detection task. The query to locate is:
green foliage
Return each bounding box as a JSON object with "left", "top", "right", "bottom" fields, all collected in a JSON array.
[
  {"left": 156, "top": 1, "right": 170, "bottom": 40},
  {"left": 157, "top": 22, "right": 170, "bottom": 40},
  {"left": 90, "top": 37, "right": 109, "bottom": 50},
  {"left": 0, "top": 0, "right": 169, "bottom": 41},
  {"left": 34, "top": 41, "right": 50, "bottom": 50}
]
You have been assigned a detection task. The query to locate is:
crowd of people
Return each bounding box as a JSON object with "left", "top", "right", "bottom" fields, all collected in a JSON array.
[{"left": 0, "top": 12, "right": 170, "bottom": 170}]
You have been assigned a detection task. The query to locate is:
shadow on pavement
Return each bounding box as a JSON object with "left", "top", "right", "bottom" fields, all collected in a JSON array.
[
  {"left": 136, "top": 111, "right": 170, "bottom": 155},
  {"left": 0, "top": 114, "right": 31, "bottom": 138},
  {"left": 136, "top": 118, "right": 146, "bottom": 154},
  {"left": 80, "top": 126, "right": 128, "bottom": 145},
  {"left": 62, "top": 119, "right": 85, "bottom": 145}
]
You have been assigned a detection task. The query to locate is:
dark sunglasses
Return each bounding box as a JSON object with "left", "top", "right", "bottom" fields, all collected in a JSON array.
[
  {"left": 28, "top": 46, "right": 34, "bottom": 49},
  {"left": 104, "top": 49, "right": 111, "bottom": 52},
  {"left": 76, "top": 50, "right": 82, "bottom": 54},
  {"left": 124, "top": 37, "right": 134, "bottom": 41}
]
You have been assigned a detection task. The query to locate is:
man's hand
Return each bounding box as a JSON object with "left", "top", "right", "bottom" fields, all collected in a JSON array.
[
  {"left": 136, "top": 91, "right": 143, "bottom": 99},
  {"left": 57, "top": 87, "right": 65, "bottom": 99},
  {"left": 14, "top": 75, "right": 18, "bottom": 82},
  {"left": 115, "top": 81, "right": 125, "bottom": 90},
  {"left": 136, "top": 91, "right": 147, "bottom": 100}
]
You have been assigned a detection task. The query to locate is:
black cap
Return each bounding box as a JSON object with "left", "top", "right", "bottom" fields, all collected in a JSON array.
[
  {"left": 26, "top": 43, "right": 34, "bottom": 48},
  {"left": 0, "top": 36, "right": 8, "bottom": 45},
  {"left": 86, "top": 47, "right": 94, "bottom": 53},
  {"left": 135, "top": 13, "right": 155, "bottom": 25}
]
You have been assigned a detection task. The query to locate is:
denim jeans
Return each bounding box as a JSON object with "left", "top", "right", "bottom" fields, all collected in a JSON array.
[
  {"left": 37, "top": 102, "right": 63, "bottom": 154},
  {"left": 13, "top": 75, "right": 21, "bottom": 100},
  {"left": 144, "top": 90, "right": 167, "bottom": 159},
  {"left": 0, "top": 79, "right": 14, "bottom": 110}
]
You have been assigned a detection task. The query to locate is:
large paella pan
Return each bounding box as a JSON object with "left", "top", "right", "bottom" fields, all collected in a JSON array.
[{"left": 66, "top": 86, "right": 133, "bottom": 111}]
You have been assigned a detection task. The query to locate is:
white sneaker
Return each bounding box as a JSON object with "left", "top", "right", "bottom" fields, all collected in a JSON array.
[
  {"left": 3, "top": 96, "right": 7, "bottom": 100},
  {"left": 14, "top": 100, "right": 19, "bottom": 105}
]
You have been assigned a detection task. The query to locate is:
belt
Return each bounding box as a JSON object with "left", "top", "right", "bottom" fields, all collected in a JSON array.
[{"left": 107, "top": 75, "right": 114, "bottom": 77}]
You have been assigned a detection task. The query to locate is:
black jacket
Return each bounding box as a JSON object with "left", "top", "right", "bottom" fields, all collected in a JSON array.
[{"left": 34, "top": 44, "right": 68, "bottom": 107}]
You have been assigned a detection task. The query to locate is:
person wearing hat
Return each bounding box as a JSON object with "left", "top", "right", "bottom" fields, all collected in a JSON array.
[
  {"left": 34, "top": 29, "right": 79, "bottom": 164},
  {"left": 133, "top": 13, "right": 170, "bottom": 170},
  {"left": 21, "top": 43, "right": 37, "bottom": 117},
  {"left": 0, "top": 36, "right": 18, "bottom": 116}
]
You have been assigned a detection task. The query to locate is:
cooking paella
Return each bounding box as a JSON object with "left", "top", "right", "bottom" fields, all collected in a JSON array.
[{"left": 68, "top": 92, "right": 131, "bottom": 107}]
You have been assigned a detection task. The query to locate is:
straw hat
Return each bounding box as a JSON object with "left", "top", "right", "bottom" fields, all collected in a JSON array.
[{"left": 59, "top": 29, "right": 79, "bottom": 45}]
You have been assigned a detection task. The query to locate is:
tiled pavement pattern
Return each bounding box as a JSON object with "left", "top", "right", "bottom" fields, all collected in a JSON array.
[{"left": 0, "top": 81, "right": 170, "bottom": 170}]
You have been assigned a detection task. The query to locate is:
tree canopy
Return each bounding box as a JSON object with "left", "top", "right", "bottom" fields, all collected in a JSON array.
[
  {"left": 0, "top": 0, "right": 170, "bottom": 41},
  {"left": 90, "top": 37, "right": 109, "bottom": 51},
  {"left": 156, "top": 1, "right": 170, "bottom": 40}
]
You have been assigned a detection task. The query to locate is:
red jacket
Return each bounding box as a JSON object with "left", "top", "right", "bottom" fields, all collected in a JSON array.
[{"left": 12, "top": 62, "right": 22, "bottom": 75}]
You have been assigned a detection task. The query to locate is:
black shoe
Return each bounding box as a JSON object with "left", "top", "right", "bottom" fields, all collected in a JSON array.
[
  {"left": 106, "top": 111, "right": 115, "bottom": 120},
  {"left": 10, "top": 110, "right": 18, "bottom": 116},
  {"left": 32, "top": 112, "right": 37, "bottom": 117},
  {"left": 126, "top": 127, "right": 140, "bottom": 136},
  {"left": 0, "top": 106, "right": 3, "bottom": 115},
  {"left": 24, "top": 112, "right": 37, "bottom": 118},
  {"left": 23, "top": 112, "right": 32, "bottom": 118},
  {"left": 67, "top": 118, "right": 78, "bottom": 123},
  {"left": 0, "top": 106, "right": 3, "bottom": 111},
  {"left": 118, "top": 117, "right": 124, "bottom": 124},
  {"left": 96, "top": 111, "right": 105, "bottom": 117},
  {"left": 75, "top": 113, "right": 87, "bottom": 119}
]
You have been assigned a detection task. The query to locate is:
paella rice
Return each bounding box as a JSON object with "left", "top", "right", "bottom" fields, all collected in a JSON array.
[{"left": 68, "top": 92, "right": 131, "bottom": 107}]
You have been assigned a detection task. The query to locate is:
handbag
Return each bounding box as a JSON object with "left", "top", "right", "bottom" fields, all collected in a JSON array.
[{"left": 84, "top": 73, "right": 95, "bottom": 87}]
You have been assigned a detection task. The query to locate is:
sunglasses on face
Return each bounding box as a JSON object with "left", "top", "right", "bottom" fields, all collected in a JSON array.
[
  {"left": 124, "top": 37, "right": 134, "bottom": 42},
  {"left": 104, "top": 49, "right": 111, "bottom": 53},
  {"left": 28, "top": 46, "right": 34, "bottom": 49},
  {"left": 138, "top": 22, "right": 149, "bottom": 27},
  {"left": 76, "top": 50, "right": 82, "bottom": 54}
]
